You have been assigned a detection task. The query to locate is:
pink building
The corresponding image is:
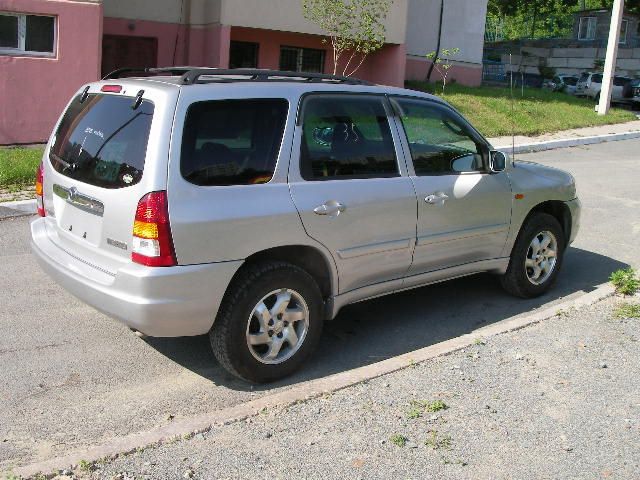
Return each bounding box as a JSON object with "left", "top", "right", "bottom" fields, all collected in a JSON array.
[{"left": 0, "top": 0, "right": 487, "bottom": 145}]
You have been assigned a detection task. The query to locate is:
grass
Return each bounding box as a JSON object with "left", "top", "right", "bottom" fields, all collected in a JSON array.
[
  {"left": 0, "top": 146, "right": 44, "bottom": 188},
  {"left": 614, "top": 303, "right": 640, "bottom": 319},
  {"left": 610, "top": 268, "right": 640, "bottom": 296},
  {"left": 405, "top": 82, "right": 637, "bottom": 138}
]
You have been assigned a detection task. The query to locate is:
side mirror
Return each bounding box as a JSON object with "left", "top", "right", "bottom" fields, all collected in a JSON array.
[{"left": 490, "top": 150, "right": 508, "bottom": 172}]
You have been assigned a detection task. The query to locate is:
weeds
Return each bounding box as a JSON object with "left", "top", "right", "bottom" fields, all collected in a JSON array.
[
  {"left": 425, "top": 430, "right": 452, "bottom": 450},
  {"left": 406, "top": 399, "right": 449, "bottom": 419},
  {"left": 389, "top": 434, "right": 408, "bottom": 447},
  {"left": 614, "top": 303, "right": 640, "bottom": 319},
  {"left": 425, "top": 400, "right": 448, "bottom": 412},
  {"left": 610, "top": 268, "right": 639, "bottom": 296},
  {"left": 78, "top": 459, "right": 94, "bottom": 473}
]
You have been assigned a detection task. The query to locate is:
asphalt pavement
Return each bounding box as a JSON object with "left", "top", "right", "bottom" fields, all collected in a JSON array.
[{"left": 1, "top": 139, "right": 639, "bottom": 473}]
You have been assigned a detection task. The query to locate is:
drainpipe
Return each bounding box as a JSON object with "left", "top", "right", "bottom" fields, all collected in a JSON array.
[
  {"left": 426, "top": 0, "right": 445, "bottom": 81},
  {"left": 183, "top": 0, "right": 192, "bottom": 64}
]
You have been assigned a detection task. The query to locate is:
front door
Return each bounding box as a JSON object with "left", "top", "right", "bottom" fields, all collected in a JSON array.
[
  {"left": 289, "top": 94, "right": 417, "bottom": 294},
  {"left": 390, "top": 97, "right": 513, "bottom": 276}
]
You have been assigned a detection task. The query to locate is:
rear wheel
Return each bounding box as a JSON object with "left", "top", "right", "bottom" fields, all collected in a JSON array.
[
  {"left": 210, "top": 261, "right": 323, "bottom": 383},
  {"left": 500, "top": 213, "right": 565, "bottom": 298}
]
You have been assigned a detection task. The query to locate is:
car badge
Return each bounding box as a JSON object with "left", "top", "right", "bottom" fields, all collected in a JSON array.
[{"left": 122, "top": 174, "right": 134, "bottom": 184}]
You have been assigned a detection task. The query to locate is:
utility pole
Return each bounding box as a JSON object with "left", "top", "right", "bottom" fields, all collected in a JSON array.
[{"left": 597, "top": 0, "right": 624, "bottom": 115}]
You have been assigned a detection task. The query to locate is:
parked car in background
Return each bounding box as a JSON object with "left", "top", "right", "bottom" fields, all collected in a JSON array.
[
  {"left": 549, "top": 75, "right": 579, "bottom": 95},
  {"left": 630, "top": 79, "right": 640, "bottom": 109},
  {"left": 576, "top": 72, "right": 634, "bottom": 103},
  {"left": 31, "top": 68, "right": 581, "bottom": 383}
]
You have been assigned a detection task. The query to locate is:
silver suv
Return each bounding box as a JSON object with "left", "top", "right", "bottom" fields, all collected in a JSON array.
[{"left": 31, "top": 68, "right": 581, "bottom": 382}]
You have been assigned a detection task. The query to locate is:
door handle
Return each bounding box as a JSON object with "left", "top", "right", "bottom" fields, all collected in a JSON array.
[
  {"left": 313, "top": 200, "right": 346, "bottom": 216},
  {"left": 425, "top": 192, "right": 449, "bottom": 205}
]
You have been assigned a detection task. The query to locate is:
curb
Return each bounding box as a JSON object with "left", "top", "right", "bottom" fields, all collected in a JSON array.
[
  {"left": 493, "top": 130, "right": 640, "bottom": 154},
  {"left": 0, "top": 199, "right": 36, "bottom": 220},
  {"left": 14, "top": 282, "right": 617, "bottom": 478}
]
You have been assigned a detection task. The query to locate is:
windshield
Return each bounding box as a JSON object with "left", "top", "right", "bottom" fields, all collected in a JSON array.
[
  {"left": 50, "top": 93, "right": 154, "bottom": 189},
  {"left": 564, "top": 77, "right": 578, "bottom": 86}
]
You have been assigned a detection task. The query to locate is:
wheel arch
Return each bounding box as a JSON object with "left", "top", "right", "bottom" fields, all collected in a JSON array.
[
  {"left": 221, "top": 244, "right": 337, "bottom": 310},
  {"left": 521, "top": 200, "right": 572, "bottom": 244}
]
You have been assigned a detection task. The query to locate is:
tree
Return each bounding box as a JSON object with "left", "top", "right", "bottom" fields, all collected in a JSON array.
[
  {"left": 302, "top": 0, "right": 391, "bottom": 76},
  {"left": 487, "top": 0, "right": 640, "bottom": 40},
  {"left": 426, "top": 48, "right": 460, "bottom": 94}
]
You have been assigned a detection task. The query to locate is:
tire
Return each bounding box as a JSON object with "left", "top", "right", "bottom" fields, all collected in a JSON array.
[
  {"left": 210, "top": 261, "right": 323, "bottom": 383},
  {"left": 500, "top": 212, "right": 566, "bottom": 299}
]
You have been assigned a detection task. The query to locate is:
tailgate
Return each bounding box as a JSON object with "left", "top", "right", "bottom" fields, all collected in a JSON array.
[{"left": 41, "top": 84, "right": 176, "bottom": 272}]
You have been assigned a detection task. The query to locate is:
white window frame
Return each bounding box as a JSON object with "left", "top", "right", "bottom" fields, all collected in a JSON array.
[
  {"left": 0, "top": 12, "right": 56, "bottom": 57},
  {"left": 619, "top": 19, "right": 628, "bottom": 44},
  {"left": 578, "top": 16, "right": 597, "bottom": 40}
]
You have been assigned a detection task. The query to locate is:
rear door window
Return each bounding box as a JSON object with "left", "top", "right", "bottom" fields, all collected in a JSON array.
[
  {"left": 180, "top": 99, "right": 288, "bottom": 186},
  {"left": 50, "top": 94, "right": 154, "bottom": 189},
  {"left": 299, "top": 95, "right": 398, "bottom": 181}
]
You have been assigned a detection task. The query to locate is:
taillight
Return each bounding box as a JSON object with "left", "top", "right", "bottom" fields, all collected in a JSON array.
[
  {"left": 132, "top": 191, "right": 177, "bottom": 267},
  {"left": 36, "top": 162, "right": 45, "bottom": 217}
]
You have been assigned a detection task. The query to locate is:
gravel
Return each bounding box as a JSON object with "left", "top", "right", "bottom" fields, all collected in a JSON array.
[{"left": 71, "top": 296, "right": 639, "bottom": 480}]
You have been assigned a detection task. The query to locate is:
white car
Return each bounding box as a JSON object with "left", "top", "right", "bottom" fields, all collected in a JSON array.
[{"left": 576, "top": 72, "right": 633, "bottom": 103}]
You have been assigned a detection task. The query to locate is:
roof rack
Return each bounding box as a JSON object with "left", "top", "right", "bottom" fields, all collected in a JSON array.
[
  {"left": 101, "top": 67, "right": 373, "bottom": 86},
  {"left": 180, "top": 68, "right": 373, "bottom": 86},
  {"left": 102, "top": 67, "right": 195, "bottom": 80}
]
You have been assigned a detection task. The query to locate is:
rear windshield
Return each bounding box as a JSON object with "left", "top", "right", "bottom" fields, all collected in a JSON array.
[
  {"left": 180, "top": 99, "right": 288, "bottom": 186},
  {"left": 50, "top": 94, "right": 154, "bottom": 189},
  {"left": 613, "top": 76, "right": 630, "bottom": 86}
]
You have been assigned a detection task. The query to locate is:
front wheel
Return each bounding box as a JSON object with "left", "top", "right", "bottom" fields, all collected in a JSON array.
[
  {"left": 210, "top": 261, "right": 323, "bottom": 383},
  {"left": 500, "top": 213, "right": 566, "bottom": 298}
]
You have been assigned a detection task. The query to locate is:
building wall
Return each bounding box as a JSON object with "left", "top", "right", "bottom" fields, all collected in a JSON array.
[
  {"left": 230, "top": 26, "right": 406, "bottom": 86},
  {"left": 222, "top": 0, "right": 407, "bottom": 45},
  {"left": 0, "top": 0, "right": 103, "bottom": 145},
  {"left": 405, "top": 0, "right": 488, "bottom": 85},
  {"left": 502, "top": 46, "right": 640, "bottom": 78},
  {"left": 572, "top": 10, "right": 640, "bottom": 45},
  {"left": 102, "top": 0, "right": 222, "bottom": 25}
]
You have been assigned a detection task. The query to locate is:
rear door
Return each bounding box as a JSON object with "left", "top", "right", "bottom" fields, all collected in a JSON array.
[
  {"left": 288, "top": 94, "right": 417, "bottom": 294},
  {"left": 42, "top": 85, "right": 173, "bottom": 273},
  {"left": 390, "top": 96, "right": 512, "bottom": 276}
]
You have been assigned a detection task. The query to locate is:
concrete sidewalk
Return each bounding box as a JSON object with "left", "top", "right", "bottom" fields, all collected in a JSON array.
[
  {"left": 53, "top": 295, "right": 639, "bottom": 480},
  {"left": 490, "top": 119, "right": 640, "bottom": 153}
]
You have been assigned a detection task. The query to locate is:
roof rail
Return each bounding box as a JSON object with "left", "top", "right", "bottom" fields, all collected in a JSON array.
[
  {"left": 180, "top": 69, "right": 373, "bottom": 86},
  {"left": 101, "top": 67, "right": 196, "bottom": 80},
  {"left": 101, "top": 67, "right": 374, "bottom": 86}
]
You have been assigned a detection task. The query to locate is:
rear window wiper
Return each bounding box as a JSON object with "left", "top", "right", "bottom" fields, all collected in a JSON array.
[{"left": 50, "top": 153, "right": 78, "bottom": 173}]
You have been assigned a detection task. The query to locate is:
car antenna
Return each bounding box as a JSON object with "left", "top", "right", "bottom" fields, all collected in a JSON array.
[{"left": 509, "top": 52, "right": 516, "bottom": 166}]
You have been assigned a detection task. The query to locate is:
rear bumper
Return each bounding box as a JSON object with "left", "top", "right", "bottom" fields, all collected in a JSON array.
[
  {"left": 565, "top": 197, "right": 581, "bottom": 245},
  {"left": 31, "top": 218, "right": 243, "bottom": 337}
]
